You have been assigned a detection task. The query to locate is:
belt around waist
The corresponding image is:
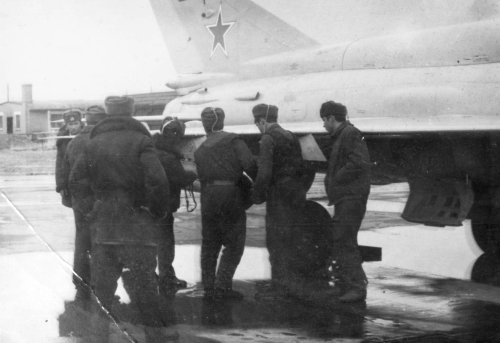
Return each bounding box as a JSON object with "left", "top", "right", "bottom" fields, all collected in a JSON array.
[{"left": 206, "top": 180, "right": 236, "bottom": 186}]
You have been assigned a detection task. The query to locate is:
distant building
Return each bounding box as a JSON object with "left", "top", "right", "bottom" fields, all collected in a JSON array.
[
  {"left": 0, "top": 85, "right": 176, "bottom": 137},
  {"left": 0, "top": 100, "right": 22, "bottom": 135},
  {"left": 0, "top": 85, "right": 98, "bottom": 136}
]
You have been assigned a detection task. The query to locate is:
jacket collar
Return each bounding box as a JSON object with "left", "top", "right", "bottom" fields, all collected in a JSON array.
[
  {"left": 90, "top": 116, "right": 151, "bottom": 139},
  {"left": 264, "top": 123, "right": 281, "bottom": 134},
  {"left": 204, "top": 131, "right": 234, "bottom": 148},
  {"left": 80, "top": 125, "right": 93, "bottom": 134},
  {"left": 331, "top": 121, "right": 351, "bottom": 140},
  {"left": 152, "top": 133, "right": 183, "bottom": 158}
]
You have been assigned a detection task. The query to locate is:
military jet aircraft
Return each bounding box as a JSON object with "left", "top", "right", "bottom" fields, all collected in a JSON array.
[{"left": 136, "top": 0, "right": 500, "bottom": 255}]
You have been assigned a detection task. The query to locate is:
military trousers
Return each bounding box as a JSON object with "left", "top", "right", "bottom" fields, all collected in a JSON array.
[
  {"left": 90, "top": 244, "right": 164, "bottom": 342},
  {"left": 72, "top": 209, "right": 92, "bottom": 302},
  {"left": 157, "top": 213, "right": 178, "bottom": 287},
  {"left": 266, "top": 180, "right": 305, "bottom": 288},
  {"left": 331, "top": 197, "right": 368, "bottom": 292},
  {"left": 200, "top": 185, "right": 246, "bottom": 291}
]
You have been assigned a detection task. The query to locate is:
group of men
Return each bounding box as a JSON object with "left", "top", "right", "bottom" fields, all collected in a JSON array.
[
  {"left": 55, "top": 96, "right": 371, "bottom": 343},
  {"left": 56, "top": 97, "right": 192, "bottom": 342},
  {"left": 194, "top": 101, "right": 370, "bottom": 304}
]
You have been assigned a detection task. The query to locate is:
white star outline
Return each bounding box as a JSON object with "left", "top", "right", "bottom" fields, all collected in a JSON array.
[{"left": 205, "top": 4, "right": 235, "bottom": 58}]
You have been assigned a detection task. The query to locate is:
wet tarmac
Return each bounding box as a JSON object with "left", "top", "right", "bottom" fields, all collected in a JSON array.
[{"left": 1, "top": 175, "right": 500, "bottom": 342}]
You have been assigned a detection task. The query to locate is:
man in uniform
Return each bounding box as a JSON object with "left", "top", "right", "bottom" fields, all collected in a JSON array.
[
  {"left": 153, "top": 117, "right": 197, "bottom": 296},
  {"left": 62, "top": 106, "right": 107, "bottom": 310},
  {"left": 320, "top": 101, "right": 371, "bottom": 303},
  {"left": 70, "top": 96, "right": 177, "bottom": 343},
  {"left": 251, "top": 103, "right": 306, "bottom": 298},
  {"left": 56, "top": 109, "right": 83, "bottom": 207},
  {"left": 194, "top": 107, "right": 257, "bottom": 300}
]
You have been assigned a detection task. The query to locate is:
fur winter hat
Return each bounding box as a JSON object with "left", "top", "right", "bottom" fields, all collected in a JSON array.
[
  {"left": 201, "top": 107, "right": 225, "bottom": 132},
  {"left": 84, "top": 105, "right": 107, "bottom": 125},
  {"left": 63, "top": 109, "right": 82, "bottom": 124},
  {"left": 105, "top": 96, "right": 135, "bottom": 116},
  {"left": 252, "top": 103, "right": 278, "bottom": 121},
  {"left": 161, "top": 116, "right": 186, "bottom": 137},
  {"left": 319, "top": 101, "right": 347, "bottom": 118}
]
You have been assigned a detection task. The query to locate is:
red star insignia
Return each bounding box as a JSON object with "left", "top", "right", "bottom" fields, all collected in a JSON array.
[{"left": 205, "top": 5, "right": 235, "bottom": 57}]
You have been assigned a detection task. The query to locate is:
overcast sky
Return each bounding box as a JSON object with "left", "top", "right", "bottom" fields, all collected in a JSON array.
[{"left": 0, "top": 0, "right": 175, "bottom": 103}]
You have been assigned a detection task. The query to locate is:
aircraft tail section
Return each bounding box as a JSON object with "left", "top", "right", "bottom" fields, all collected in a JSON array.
[{"left": 149, "top": 0, "right": 318, "bottom": 77}]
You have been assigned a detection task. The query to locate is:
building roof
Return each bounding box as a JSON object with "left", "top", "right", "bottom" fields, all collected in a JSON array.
[
  {"left": 29, "top": 100, "right": 102, "bottom": 110},
  {"left": 128, "top": 91, "right": 177, "bottom": 107},
  {"left": 0, "top": 101, "right": 22, "bottom": 106},
  {"left": 1, "top": 92, "right": 177, "bottom": 111}
]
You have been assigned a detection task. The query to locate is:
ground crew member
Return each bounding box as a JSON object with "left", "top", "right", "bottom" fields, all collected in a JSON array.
[
  {"left": 70, "top": 96, "right": 177, "bottom": 343},
  {"left": 194, "top": 107, "right": 257, "bottom": 300},
  {"left": 55, "top": 109, "right": 83, "bottom": 207},
  {"left": 62, "top": 106, "right": 107, "bottom": 310},
  {"left": 320, "top": 101, "right": 371, "bottom": 303},
  {"left": 153, "top": 117, "right": 196, "bottom": 296},
  {"left": 252, "top": 103, "right": 306, "bottom": 298}
]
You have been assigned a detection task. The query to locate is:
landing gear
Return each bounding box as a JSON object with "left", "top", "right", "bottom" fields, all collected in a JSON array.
[
  {"left": 470, "top": 205, "right": 500, "bottom": 254},
  {"left": 471, "top": 253, "right": 500, "bottom": 286},
  {"left": 291, "top": 200, "right": 333, "bottom": 278},
  {"left": 469, "top": 187, "right": 500, "bottom": 286},
  {"left": 469, "top": 187, "right": 500, "bottom": 256},
  {"left": 290, "top": 201, "right": 381, "bottom": 280}
]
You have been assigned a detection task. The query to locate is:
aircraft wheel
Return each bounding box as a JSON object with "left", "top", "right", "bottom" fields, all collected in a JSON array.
[
  {"left": 471, "top": 253, "right": 500, "bottom": 287},
  {"left": 471, "top": 205, "right": 491, "bottom": 253},
  {"left": 290, "top": 200, "right": 333, "bottom": 277},
  {"left": 470, "top": 205, "right": 500, "bottom": 256}
]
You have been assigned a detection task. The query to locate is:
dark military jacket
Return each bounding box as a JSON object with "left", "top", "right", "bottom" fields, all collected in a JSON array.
[
  {"left": 153, "top": 133, "right": 196, "bottom": 212},
  {"left": 55, "top": 125, "right": 72, "bottom": 207},
  {"left": 62, "top": 125, "right": 94, "bottom": 214},
  {"left": 252, "top": 123, "right": 304, "bottom": 204},
  {"left": 324, "top": 121, "right": 371, "bottom": 205},
  {"left": 70, "top": 116, "right": 169, "bottom": 245},
  {"left": 194, "top": 131, "right": 257, "bottom": 184}
]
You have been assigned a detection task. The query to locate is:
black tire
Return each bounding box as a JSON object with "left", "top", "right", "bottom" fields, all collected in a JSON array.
[
  {"left": 470, "top": 205, "right": 500, "bottom": 256},
  {"left": 471, "top": 205, "right": 493, "bottom": 253},
  {"left": 471, "top": 253, "right": 500, "bottom": 287},
  {"left": 290, "top": 200, "right": 333, "bottom": 277}
]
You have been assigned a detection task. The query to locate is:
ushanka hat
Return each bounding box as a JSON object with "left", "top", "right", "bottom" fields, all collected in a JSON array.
[
  {"left": 319, "top": 101, "right": 347, "bottom": 118},
  {"left": 252, "top": 103, "right": 278, "bottom": 121},
  {"left": 63, "top": 109, "right": 82, "bottom": 124},
  {"left": 105, "top": 96, "right": 135, "bottom": 116},
  {"left": 161, "top": 117, "right": 186, "bottom": 137},
  {"left": 201, "top": 107, "right": 225, "bottom": 131},
  {"left": 84, "top": 105, "right": 107, "bottom": 125}
]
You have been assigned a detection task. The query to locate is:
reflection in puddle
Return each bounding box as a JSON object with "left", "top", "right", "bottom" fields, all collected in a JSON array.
[
  {"left": 54, "top": 241, "right": 500, "bottom": 342},
  {"left": 359, "top": 220, "right": 486, "bottom": 281},
  {"left": 105, "top": 283, "right": 367, "bottom": 340},
  {"left": 370, "top": 318, "right": 398, "bottom": 326}
]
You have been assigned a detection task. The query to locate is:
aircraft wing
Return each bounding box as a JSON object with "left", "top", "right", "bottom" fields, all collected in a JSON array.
[
  {"left": 180, "top": 114, "right": 500, "bottom": 138},
  {"left": 353, "top": 115, "right": 500, "bottom": 134},
  {"left": 266, "top": 116, "right": 500, "bottom": 135},
  {"left": 177, "top": 113, "right": 500, "bottom": 169}
]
